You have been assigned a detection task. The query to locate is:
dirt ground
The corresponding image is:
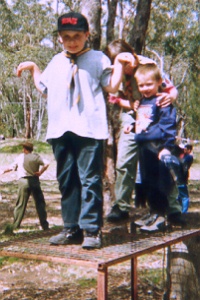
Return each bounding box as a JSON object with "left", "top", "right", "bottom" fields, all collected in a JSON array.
[{"left": 0, "top": 146, "right": 200, "bottom": 300}]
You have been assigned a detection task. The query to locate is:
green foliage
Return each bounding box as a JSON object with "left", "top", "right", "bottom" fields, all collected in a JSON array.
[
  {"left": 0, "top": 0, "right": 56, "bottom": 139},
  {"left": 33, "top": 140, "right": 52, "bottom": 153},
  {"left": 77, "top": 278, "right": 97, "bottom": 288},
  {"left": 3, "top": 223, "right": 14, "bottom": 236},
  {"left": 0, "top": 0, "right": 199, "bottom": 140},
  {"left": 139, "top": 268, "right": 163, "bottom": 286},
  {"left": 0, "top": 144, "right": 23, "bottom": 153},
  {"left": 0, "top": 140, "right": 52, "bottom": 153},
  {"left": 145, "top": 0, "right": 200, "bottom": 139},
  {"left": 0, "top": 256, "right": 20, "bottom": 268},
  {"left": 180, "top": 77, "right": 200, "bottom": 139}
]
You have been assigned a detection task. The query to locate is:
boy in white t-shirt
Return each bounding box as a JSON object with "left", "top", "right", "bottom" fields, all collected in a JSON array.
[{"left": 17, "top": 13, "right": 134, "bottom": 249}]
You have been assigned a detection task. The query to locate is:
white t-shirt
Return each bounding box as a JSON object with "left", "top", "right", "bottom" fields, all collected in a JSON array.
[{"left": 39, "top": 50, "right": 112, "bottom": 141}]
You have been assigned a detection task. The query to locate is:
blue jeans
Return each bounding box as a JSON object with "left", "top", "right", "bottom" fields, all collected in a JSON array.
[
  {"left": 51, "top": 132, "right": 104, "bottom": 231},
  {"left": 177, "top": 184, "right": 190, "bottom": 213}
]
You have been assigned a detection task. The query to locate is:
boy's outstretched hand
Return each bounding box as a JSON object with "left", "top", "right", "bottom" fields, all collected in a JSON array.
[
  {"left": 17, "top": 61, "right": 37, "bottom": 77},
  {"left": 16, "top": 61, "right": 42, "bottom": 93}
]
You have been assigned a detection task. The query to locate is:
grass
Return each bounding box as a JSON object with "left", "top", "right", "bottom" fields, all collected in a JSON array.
[
  {"left": 0, "top": 138, "right": 52, "bottom": 154},
  {"left": 77, "top": 278, "right": 97, "bottom": 288},
  {"left": 139, "top": 268, "right": 164, "bottom": 286},
  {"left": 0, "top": 256, "right": 20, "bottom": 267}
]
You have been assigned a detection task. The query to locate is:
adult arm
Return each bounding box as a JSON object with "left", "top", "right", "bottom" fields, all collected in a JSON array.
[
  {"left": 104, "top": 52, "right": 137, "bottom": 94},
  {"left": 108, "top": 94, "right": 139, "bottom": 110},
  {"left": 156, "top": 78, "right": 178, "bottom": 108}
]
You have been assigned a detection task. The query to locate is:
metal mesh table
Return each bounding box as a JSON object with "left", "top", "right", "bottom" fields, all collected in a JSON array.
[{"left": 1, "top": 228, "right": 200, "bottom": 299}]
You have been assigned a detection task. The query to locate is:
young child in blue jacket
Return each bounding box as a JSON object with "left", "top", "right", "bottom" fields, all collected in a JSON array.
[{"left": 125, "top": 63, "right": 185, "bottom": 231}]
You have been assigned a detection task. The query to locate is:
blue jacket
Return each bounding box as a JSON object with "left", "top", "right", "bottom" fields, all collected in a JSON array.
[{"left": 134, "top": 96, "right": 176, "bottom": 153}]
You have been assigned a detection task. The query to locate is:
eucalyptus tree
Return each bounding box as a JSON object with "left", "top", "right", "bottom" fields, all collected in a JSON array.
[
  {"left": 105, "top": 0, "right": 118, "bottom": 44},
  {"left": 0, "top": 0, "right": 20, "bottom": 136},
  {"left": 81, "top": 0, "right": 102, "bottom": 49},
  {"left": 104, "top": 0, "right": 152, "bottom": 49},
  {"left": 128, "top": 0, "right": 152, "bottom": 54},
  {"left": 146, "top": 0, "right": 200, "bottom": 139},
  {"left": 0, "top": 0, "right": 55, "bottom": 138}
]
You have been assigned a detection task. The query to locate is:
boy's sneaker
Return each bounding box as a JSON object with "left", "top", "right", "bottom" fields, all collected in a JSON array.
[
  {"left": 49, "top": 227, "right": 83, "bottom": 245},
  {"left": 140, "top": 216, "right": 166, "bottom": 233},
  {"left": 134, "top": 213, "right": 158, "bottom": 227},
  {"left": 82, "top": 230, "right": 102, "bottom": 249},
  {"left": 106, "top": 205, "right": 129, "bottom": 222}
]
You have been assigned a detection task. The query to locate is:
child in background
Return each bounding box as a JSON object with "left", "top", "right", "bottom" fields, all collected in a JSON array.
[
  {"left": 177, "top": 144, "right": 193, "bottom": 213},
  {"left": 2, "top": 142, "right": 49, "bottom": 231}
]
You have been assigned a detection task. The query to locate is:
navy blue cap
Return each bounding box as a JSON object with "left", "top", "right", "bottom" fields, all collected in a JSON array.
[{"left": 57, "top": 12, "right": 89, "bottom": 32}]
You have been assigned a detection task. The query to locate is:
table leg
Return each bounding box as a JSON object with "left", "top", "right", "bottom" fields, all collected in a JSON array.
[
  {"left": 97, "top": 266, "right": 108, "bottom": 300},
  {"left": 131, "top": 257, "right": 138, "bottom": 300}
]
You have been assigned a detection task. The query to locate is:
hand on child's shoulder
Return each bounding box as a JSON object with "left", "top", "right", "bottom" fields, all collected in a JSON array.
[{"left": 156, "top": 93, "right": 173, "bottom": 107}]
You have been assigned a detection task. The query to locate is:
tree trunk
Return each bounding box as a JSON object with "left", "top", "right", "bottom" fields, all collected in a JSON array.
[
  {"left": 81, "top": 0, "right": 102, "bottom": 50},
  {"left": 165, "top": 240, "right": 200, "bottom": 300},
  {"left": 128, "top": 0, "right": 152, "bottom": 54},
  {"left": 103, "top": 103, "right": 121, "bottom": 213},
  {"left": 106, "top": 0, "right": 118, "bottom": 44},
  {"left": 24, "top": 94, "right": 32, "bottom": 139},
  {"left": 36, "top": 94, "right": 45, "bottom": 140}
]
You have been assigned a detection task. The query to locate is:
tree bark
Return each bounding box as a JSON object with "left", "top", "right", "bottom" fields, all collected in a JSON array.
[
  {"left": 81, "top": 0, "right": 102, "bottom": 50},
  {"left": 128, "top": 0, "right": 152, "bottom": 54},
  {"left": 165, "top": 240, "right": 200, "bottom": 300},
  {"left": 24, "top": 94, "right": 32, "bottom": 139},
  {"left": 103, "top": 103, "right": 121, "bottom": 212},
  {"left": 106, "top": 0, "right": 118, "bottom": 44}
]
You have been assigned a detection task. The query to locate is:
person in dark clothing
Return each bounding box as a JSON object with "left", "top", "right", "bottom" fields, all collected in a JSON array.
[
  {"left": 176, "top": 144, "right": 193, "bottom": 213},
  {"left": 125, "top": 64, "right": 184, "bottom": 232}
]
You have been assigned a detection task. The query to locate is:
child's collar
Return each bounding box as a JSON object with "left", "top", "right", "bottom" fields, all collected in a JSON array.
[{"left": 63, "top": 46, "right": 91, "bottom": 63}]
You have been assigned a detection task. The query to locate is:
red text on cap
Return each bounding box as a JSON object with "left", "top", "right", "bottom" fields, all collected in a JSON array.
[{"left": 62, "top": 18, "right": 78, "bottom": 25}]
